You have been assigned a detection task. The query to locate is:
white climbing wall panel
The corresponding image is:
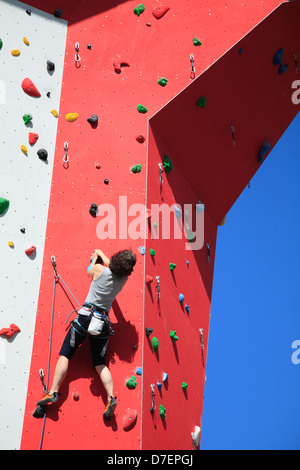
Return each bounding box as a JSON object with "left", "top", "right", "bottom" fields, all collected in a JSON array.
[{"left": 0, "top": 0, "right": 67, "bottom": 449}]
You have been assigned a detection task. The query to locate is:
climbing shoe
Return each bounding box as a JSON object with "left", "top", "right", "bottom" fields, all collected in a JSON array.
[
  {"left": 37, "top": 392, "right": 59, "bottom": 406},
  {"left": 103, "top": 396, "right": 117, "bottom": 420}
]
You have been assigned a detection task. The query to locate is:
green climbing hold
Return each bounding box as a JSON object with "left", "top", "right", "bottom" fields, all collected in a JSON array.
[
  {"left": 193, "top": 38, "right": 202, "bottom": 46},
  {"left": 163, "top": 155, "right": 173, "bottom": 173},
  {"left": 131, "top": 164, "right": 142, "bottom": 173},
  {"left": 137, "top": 104, "right": 147, "bottom": 113},
  {"left": 126, "top": 375, "right": 137, "bottom": 389},
  {"left": 170, "top": 330, "right": 179, "bottom": 341},
  {"left": 0, "top": 198, "right": 9, "bottom": 214},
  {"left": 0, "top": 39, "right": 3, "bottom": 50},
  {"left": 23, "top": 113, "right": 33, "bottom": 124},
  {"left": 152, "top": 336, "right": 159, "bottom": 352},
  {"left": 133, "top": 3, "right": 145, "bottom": 16},
  {"left": 150, "top": 248, "right": 155, "bottom": 257},
  {"left": 169, "top": 263, "right": 176, "bottom": 271},
  {"left": 157, "top": 77, "right": 168, "bottom": 87},
  {"left": 182, "top": 382, "right": 188, "bottom": 391},
  {"left": 159, "top": 404, "right": 166, "bottom": 419},
  {"left": 187, "top": 229, "right": 195, "bottom": 243},
  {"left": 196, "top": 96, "right": 207, "bottom": 108}
]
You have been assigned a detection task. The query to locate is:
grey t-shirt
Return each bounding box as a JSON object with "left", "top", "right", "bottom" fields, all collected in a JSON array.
[{"left": 79, "top": 267, "right": 128, "bottom": 315}]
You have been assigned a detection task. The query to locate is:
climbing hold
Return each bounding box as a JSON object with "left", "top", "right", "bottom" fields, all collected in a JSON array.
[
  {"left": 196, "top": 201, "right": 205, "bottom": 213},
  {"left": 123, "top": 408, "right": 138, "bottom": 431},
  {"left": 170, "top": 330, "right": 179, "bottom": 341},
  {"left": 163, "top": 155, "right": 173, "bottom": 173},
  {"left": 159, "top": 404, "right": 166, "bottom": 419},
  {"left": 20, "top": 228, "right": 25, "bottom": 234},
  {"left": 87, "top": 44, "right": 92, "bottom": 50},
  {"left": 179, "top": 293, "right": 184, "bottom": 302},
  {"left": 54, "top": 9, "right": 62, "bottom": 17},
  {"left": 192, "top": 426, "right": 201, "bottom": 449},
  {"left": 186, "top": 260, "right": 189, "bottom": 266},
  {"left": 185, "top": 305, "right": 190, "bottom": 314},
  {"left": 133, "top": 4, "right": 145, "bottom": 16},
  {"left": 89, "top": 203, "right": 98, "bottom": 217},
  {"left": 278, "top": 63, "right": 288, "bottom": 74},
  {"left": 126, "top": 375, "right": 137, "bottom": 390},
  {"left": 23, "top": 37, "right": 30, "bottom": 46},
  {"left": 73, "top": 392, "right": 79, "bottom": 401},
  {"left": 137, "top": 104, "right": 147, "bottom": 113},
  {"left": 95, "top": 162, "right": 101, "bottom": 169},
  {"left": 139, "top": 246, "right": 145, "bottom": 255},
  {"left": 162, "top": 372, "right": 168, "bottom": 383},
  {"left": 196, "top": 96, "right": 206, "bottom": 107},
  {"left": 258, "top": 142, "right": 271, "bottom": 163},
  {"left": 11, "top": 49, "right": 20, "bottom": 56},
  {"left": 28, "top": 132, "right": 39, "bottom": 145},
  {"left": 145, "top": 327, "right": 153, "bottom": 336},
  {"left": 182, "top": 382, "right": 188, "bottom": 391},
  {"left": 0, "top": 39, "right": 2, "bottom": 50},
  {"left": 187, "top": 229, "right": 195, "bottom": 243},
  {"left": 150, "top": 248, "right": 155, "bottom": 257},
  {"left": 136, "top": 367, "right": 142, "bottom": 375},
  {"left": 104, "top": 179, "right": 109, "bottom": 185},
  {"left": 20, "top": 145, "right": 28, "bottom": 155},
  {"left": 8, "top": 241, "right": 14, "bottom": 248},
  {"left": 219, "top": 215, "right": 227, "bottom": 226},
  {"left": 0, "top": 324, "right": 21, "bottom": 338},
  {"left": 273, "top": 48, "right": 283, "bottom": 66},
  {"left": 156, "top": 382, "right": 162, "bottom": 390},
  {"left": 152, "top": 5, "right": 170, "bottom": 19},
  {"left": 157, "top": 77, "right": 168, "bottom": 87},
  {"left": 23, "top": 113, "right": 33, "bottom": 125},
  {"left": 152, "top": 336, "right": 159, "bottom": 352},
  {"left": 87, "top": 114, "right": 98, "bottom": 125},
  {"left": 0, "top": 198, "right": 9, "bottom": 214},
  {"left": 136, "top": 135, "right": 145, "bottom": 143},
  {"left": 37, "top": 149, "right": 48, "bottom": 161},
  {"left": 193, "top": 38, "right": 202, "bottom": 46},
  {"left": 131, "top": 164, "right": 142, "bottom": 173},
  {"left": 26, "top": 9, "right": 31, "bottom": 15},
  {"left": 47, "top": 60, "right": 55, "bottom": 72},
  {"left": 169, "top": 263, "right": 176, "bottom": 271},
  {"left": 66, "top": 112, "right": 78, "bottom": 122},
  {"left": 174, "top": 206, "right": 182, "bottom": 218},
  {"left": 50, "top": 109, "right": 58, "bottom": 117},
  {"left": 21, "top": 78, "right": 41, "bottom": 97},
  {"left": 25, "top": 246, "right": 36, "bottom": 256},
  {"left": 113, "top": 59, "right": 130, "bottom": 74},
  {"left": 145, "top": 275, "right": 153, "bottom": 283}
]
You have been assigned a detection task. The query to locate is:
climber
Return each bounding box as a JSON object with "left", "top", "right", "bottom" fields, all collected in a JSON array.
[{"left": 36, "top": 248, "right": 136, "bottom": 420}]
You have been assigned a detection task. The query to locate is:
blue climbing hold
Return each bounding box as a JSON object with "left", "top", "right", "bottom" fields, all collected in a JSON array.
[
  {"left": 174, "top": 206, "right": 182, "bottom": 219},
  {"left": 258, "top": 142, "right": 271, "bottom": 163},
  {"left": 278, "top": 63, "right": 288, "bottom": 74},
  {"left": 273, "top": 48, "right": 283, "bottom": 66},
  {"left": 157, "top": 382, "right": 162, "bottom": 390},
  {"left": 140, "top": 246, "right": 145, "bottom": 255},
  {"left": 162, "top": 372, "right": 168, "bottom": 382},
  {"left": 136, "top": 367, "right": 142, "bottom": 375},
  {"left": 185, "top": 305, "right": 190, "bottom": 314},
  {"left": 179, "top": 293, "right": 184, "bottom": 303}
]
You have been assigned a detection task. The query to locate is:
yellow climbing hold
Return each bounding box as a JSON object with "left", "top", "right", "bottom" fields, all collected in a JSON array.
[
  {"left": 51, "top": 109, "right": 58, "bottom": 117},
  {"left": 11, "top": 49, "right": 20, "bottom": 56},
  {"left": 66, "top": 112, "right": 78, "bottom": 122},
  {"left": 8, "top": 241, "right": 14, "bottom": 248},
  {"left": 21, "top": 145, "right": 28, "bottom": 154},
  {"left": 23, "top": 37, "right": 30, "bottom": 46}
]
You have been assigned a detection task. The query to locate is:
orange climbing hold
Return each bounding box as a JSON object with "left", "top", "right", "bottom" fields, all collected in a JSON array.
[{"left": 0, "top": 324, "right": 21, "bottom": 338}]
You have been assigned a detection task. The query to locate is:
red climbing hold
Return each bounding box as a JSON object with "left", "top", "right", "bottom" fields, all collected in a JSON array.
[
  {"left": 113, "top": 57, "right": 130, "bottom": 74},
  {"left": 136, "top": 135, "right": 145, "bottom": 143},
  {"left": 152, "top": 5, "right": 170, "bottom": 19},
  {"left": 145, "top": 275, "right": 153, "bottom": 283},
  {"left": 25, "top": 245, "right": 36, "bottom": 256},
  {"left": 21, "top": 78, "right": 41, "bottom": 98},
  {"left": 122, "top": 408, "right": 138, "bottom": 431},
  {"left": 0, "top": 324, "right": 21, "bottom": 338},
  {"left": 28, "top": 132, "right": 39, "bottom": 145}
]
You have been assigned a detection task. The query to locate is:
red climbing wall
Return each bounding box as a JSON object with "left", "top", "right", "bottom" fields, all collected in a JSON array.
[{"left": 19, "top": 0, "right": 299, "bottom": 450}]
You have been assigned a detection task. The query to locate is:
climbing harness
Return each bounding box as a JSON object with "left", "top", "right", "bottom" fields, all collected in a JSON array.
[{"left": 37, "top": 255, "right": 82, "bottom": 450}]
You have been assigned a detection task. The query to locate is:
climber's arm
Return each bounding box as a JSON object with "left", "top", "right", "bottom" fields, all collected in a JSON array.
[{"left": 94, "top": 249, "right": 110, "bottom": 267}]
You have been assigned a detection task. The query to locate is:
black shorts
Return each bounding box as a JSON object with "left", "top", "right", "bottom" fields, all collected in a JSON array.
[{"left": 59, "top": 314, "right": 110, "bottom": 367}]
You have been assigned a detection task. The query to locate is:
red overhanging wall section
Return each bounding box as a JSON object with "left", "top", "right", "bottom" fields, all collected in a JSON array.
[{"left": 20, "top": 0, "right": 300, "bottom": 450}]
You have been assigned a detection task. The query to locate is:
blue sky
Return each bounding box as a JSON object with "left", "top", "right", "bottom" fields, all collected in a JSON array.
[{"left": 201, "top": 112, "right": 300, "bottom": 450}]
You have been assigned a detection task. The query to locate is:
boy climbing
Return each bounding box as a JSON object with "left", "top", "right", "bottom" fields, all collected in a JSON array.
[{"left": 36, "top": 248, "right": 136, "bottom": 420}]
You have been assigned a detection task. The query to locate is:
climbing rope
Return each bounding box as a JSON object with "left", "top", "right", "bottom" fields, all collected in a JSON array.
[{"left": 38, "top": 256, "right": 81, "bottom": 450}]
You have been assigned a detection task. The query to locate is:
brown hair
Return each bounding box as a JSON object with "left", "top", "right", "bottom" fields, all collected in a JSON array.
[{"left": 109, "top": 249, "right": 136, "bottom": 277}]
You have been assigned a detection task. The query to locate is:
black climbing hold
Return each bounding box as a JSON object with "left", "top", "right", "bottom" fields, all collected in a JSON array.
[
  {"left": 33, "top": 404, "right": 46, "bottom": 419},
  {"left": 46, "top": 92, "right": 51, "bottom": 98},
  {"left": 258, "top": 142, "right": 271, "bottom": 163},
  {"left": 87, "top": 44, "right": 92, "bottom": 50},
  {"left": 104, "top": 179, "right": 109, "bottom": 185},
  {"left": 87, "top": 114, "right": 98, "bottom": 125},
  {"left": 89, "top": 203, "right": 98, "bottom": 217},
  {"left": 37, "top": 149, "right": 48, "bottom": 161},
  {"left": 145, "top": 327, "right": 153, "bottom": 336},
  {"left": 54, "top": 9, "right": 62, "bottom": 17},
  {"left": 20, "top": 228, "right": 26, "bottom": 234},
  {"left": 26, "top": 9, "right": 31, "bottom": 15},
  {"left": 47, "top": 60, "right": 55, "bottom": 72}
]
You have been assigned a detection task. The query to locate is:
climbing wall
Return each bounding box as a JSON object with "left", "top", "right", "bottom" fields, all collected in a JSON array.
[{"left": 0, "top": 0, "right": 298, "bottom": 450}]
